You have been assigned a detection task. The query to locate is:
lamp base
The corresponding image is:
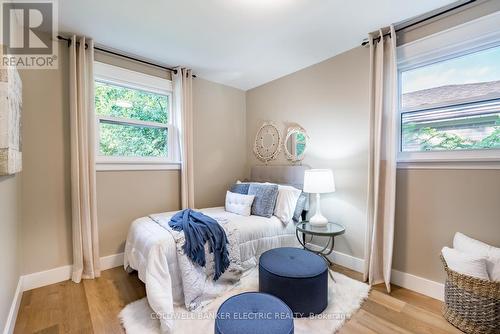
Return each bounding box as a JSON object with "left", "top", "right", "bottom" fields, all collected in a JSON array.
[{"left": 309, "top": 213, "right": 328, "bottom": 227}]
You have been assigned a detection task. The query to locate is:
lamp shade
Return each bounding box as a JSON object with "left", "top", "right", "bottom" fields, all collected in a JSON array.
[{"left": 303, "top": 169, "right": 335, "bottom": 194}]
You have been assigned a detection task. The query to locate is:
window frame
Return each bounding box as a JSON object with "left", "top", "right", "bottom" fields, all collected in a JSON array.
[
  {"left": 93, "top": 61, "right": 179, "bottom": 171},
  {"left": 396, "top": 11, "right": 500, "bottom": 167}
]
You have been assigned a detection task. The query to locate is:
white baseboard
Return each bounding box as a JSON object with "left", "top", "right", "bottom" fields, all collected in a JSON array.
[
  {"left": 100, "top": 252, "right": 124, "bottom": 271},
  {"left": 3, "top": 252, "right": 126, "bottom": 334},
  {"left": 22, "top": 252, "right": 125, "bottom": 292},
  {"left": 305, "top": 244, "right": 444, "bottom": 301},
  {"left": 305, "top": 244, "right": 365, "bottom": 273},
  {"left": 2, "top": 278, "right": 23, "bottom": 334},
  {"left": 3, "top": 249, "right": 445, "bottom": 334},
  {"left": 329, "top": 250, "right": 365, "bottom": 273},
  {"left": 22, "top": 264, "right": 73, "bottom": 292},
  {"left": 391, "top": 269, "right": 444, "bottom": 301}
]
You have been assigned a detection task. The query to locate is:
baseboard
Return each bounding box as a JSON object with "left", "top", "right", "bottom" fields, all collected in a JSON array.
[
  {"left": 3, "top": 253, "right": 126, "bottom": 334},
  {"left": 22, "top": 264, "right": 73, "bottom": 292},
  {"left": 304, "top": 244, "right": 365, "bottom": 273},
  {"left": 22, "top": 252, "right": 125, "bottom": 292},
  {"left": 100, "top": 252, "right": 124, "bottom": 271},
  {"left": 305, "top": 245, "right": 445, "bottom": 301},
  {"left": 2, "top": 278, "right": 23, "bottom": 334},
  {"left": 7, "top": 248, "right": 445, "bottom": 334},
  {"left": 391, "top": 269, "right": 444, "bottom": 301},
  {"left": 329, "top": 250, "right": 365, "bottom": 273}
]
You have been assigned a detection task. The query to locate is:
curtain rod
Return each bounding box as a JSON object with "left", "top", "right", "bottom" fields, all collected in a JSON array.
[
  {"left": 360, "top": 0, "right": 477, "bottom": 46},
  {"left": 56, "top": 35, "right": 196, "bottom": 77}
]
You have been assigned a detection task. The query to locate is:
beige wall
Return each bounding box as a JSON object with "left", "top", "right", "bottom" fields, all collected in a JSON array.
[
  {"left": 97, "top": 171, "right": 181, "bottom": 256},
  {"left": 193, "top": 78, "right": 247, "bottom": 208},
  {"left": 394, "top": 169, "right": 500, "bottom": 282},
  {"left": 19, "top": 43, "right": 247, "bottom": 273},
  {"left": 245, "top": 0, "right": 500, "bottom": 283},
  {"left": 19, "top": 43, "right": 73, "bottom": 274},
  {"left": 391, "top": 0, "right": 500, "bottom": 282},
  {"left": 246, "top": 46, "right": 370, "bottom": 259},
  {"left": 98, "top": 77, "right": 247, "bottom": 257},
  {"left": 0, "top": 175, "right": 21, "bottom": 330},
  {"left": 15, "top": 0, "right": 500, "bottom": 285}
]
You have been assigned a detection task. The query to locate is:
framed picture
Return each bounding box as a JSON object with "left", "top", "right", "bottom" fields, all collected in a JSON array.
[{"left": 0, "top": 68, "right": 22, "bottom": 176}]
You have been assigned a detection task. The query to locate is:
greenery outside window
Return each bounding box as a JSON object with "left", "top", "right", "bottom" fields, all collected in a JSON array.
[{"left": 94, "top": 62, "right": 178, "bottom": 170}]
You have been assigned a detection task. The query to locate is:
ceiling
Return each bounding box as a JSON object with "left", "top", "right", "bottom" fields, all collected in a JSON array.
[{"left": 59, "top": 0, "right": 456, "bottom": 90}]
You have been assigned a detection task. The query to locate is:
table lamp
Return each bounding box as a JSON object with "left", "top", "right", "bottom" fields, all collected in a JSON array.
[{"left": 303, "top": 169, "right": 335, "bottom": 227}]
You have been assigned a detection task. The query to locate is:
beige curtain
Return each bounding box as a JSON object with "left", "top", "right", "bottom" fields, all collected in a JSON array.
[
  {"left": 173, "top": 68, "right": 195, "bottom": 209},
  {"left": 69, "top": 36, "right": 100, "bottom": 283},
  {"left": 363, "top": 26, "right": 398, "bottom": 292}
]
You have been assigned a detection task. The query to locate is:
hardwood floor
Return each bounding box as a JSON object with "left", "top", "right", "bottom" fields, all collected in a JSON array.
[{"left": 14, "top": 265, "right": 463, "bottom": 334}]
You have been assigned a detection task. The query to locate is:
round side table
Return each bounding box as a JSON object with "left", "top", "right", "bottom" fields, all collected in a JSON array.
[{"left": 295, "top": 222, "right": 346, "bottom": 266}]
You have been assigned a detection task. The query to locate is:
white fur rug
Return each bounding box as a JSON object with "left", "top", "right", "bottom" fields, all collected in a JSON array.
[{"left": 119, "top": 269, "right": 370, "bottom": 334}]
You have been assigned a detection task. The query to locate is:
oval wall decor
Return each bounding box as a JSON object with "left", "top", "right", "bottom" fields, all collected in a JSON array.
[{"left": 253, "top": 122, "right": 282, "bottom": 163}]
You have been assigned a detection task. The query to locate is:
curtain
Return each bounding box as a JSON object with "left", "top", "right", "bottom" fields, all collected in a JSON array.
[
  {"left": 173, "top": 68, "right": 195, "bottom": 209},
  {"left": 363, "top": 26, "right": 398, "bottom": 292},
  {"left": 69, "top": 35, "right": 100, "bottom": 283}
]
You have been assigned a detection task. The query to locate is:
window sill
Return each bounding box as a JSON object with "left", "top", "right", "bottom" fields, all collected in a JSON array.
[
  {"left": 397, "top": 161, "right": 500, "bottom": 170},
  {"left": 96, "top": 162, "right": 181, "bottom": 171}
]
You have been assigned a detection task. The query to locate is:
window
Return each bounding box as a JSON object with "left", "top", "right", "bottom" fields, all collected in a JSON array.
[
  {"left": 397, "top": 12, "right": 500, "bottom": 165},
  {"left": 94, "top": 62, "right": 179, "bottom": 170}
]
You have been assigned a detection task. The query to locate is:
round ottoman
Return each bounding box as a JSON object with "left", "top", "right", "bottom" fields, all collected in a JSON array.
[
  {"left": 215, "top": 292, "right": 294, "bottom": 334},
  {"left": 259, "top": 247, "right": 328, "bottom": 317}
]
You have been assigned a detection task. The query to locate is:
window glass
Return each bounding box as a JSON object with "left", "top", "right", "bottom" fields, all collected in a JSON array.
[
  {"left": 95, "top": 81, "right": 169, "bottom": 124},
  {"left": 401, "top": 100, "right": 500, "bottom": 152},
  {"left": 99, "top": 121, "right": 168, "bottom": 157},
  {"left": 400, "top": 45, "right": 500, "bottom": 152},
  {"left": 401, "top": 46, "right": 500, "bottom": 110}
]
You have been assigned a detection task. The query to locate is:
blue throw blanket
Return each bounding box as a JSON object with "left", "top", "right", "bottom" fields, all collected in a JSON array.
[{"left": 169, "top": 209, "right": 230, "bottom": 281}]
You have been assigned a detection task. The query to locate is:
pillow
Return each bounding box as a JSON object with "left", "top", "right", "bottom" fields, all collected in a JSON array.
[
  {"left": 441, "top": 247, "right": 490, "bottom": 280},
  {"left": 229, "top": 183, "right": 250, "bottom": 195},
  {"left": 292, "top": 192, "right": 308, "bottom": 223},
  {"left": 274, "top": 185, "right": 302, "bottom": 224},
  {"left": 225, "top": 191, "right": 255, "bottom": 216},
  {"left": 247, "top": 183, "right": 279, "bottom": 218},
  {"left": 453, "top": 232, "right": 500, "bottom": 281}
]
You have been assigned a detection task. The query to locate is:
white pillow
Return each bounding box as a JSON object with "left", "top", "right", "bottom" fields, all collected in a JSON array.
[
  {"left": 273, "top": 184, "right": 301, "bottom": 224},
  {"left": 225, "top": 191, "right": 255, "bottom": 216},
  {"left": 453, "top": 232, "right": 500, "bottom": 281},
  {"left": 442, "top": 247, "right": 490, "bottom": 280}
]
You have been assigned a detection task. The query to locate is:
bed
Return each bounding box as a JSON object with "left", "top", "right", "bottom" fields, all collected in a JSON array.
[{"left": 123, "top": 165, "right": 309, "bottom": 332}]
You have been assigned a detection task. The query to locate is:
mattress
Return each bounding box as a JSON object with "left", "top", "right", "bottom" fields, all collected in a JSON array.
[{"left": 123, "top": 206, "right": 299, "bottom": 305}]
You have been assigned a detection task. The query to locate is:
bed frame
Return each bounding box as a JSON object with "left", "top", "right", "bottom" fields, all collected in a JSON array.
[{"left": 250, "top": 165, "right": 310, "bottom": 190}]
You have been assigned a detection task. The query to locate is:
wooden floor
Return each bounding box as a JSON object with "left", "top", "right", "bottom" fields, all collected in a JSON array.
[{"left": 14, "top": 265, "right": 463, "bottom": 334}]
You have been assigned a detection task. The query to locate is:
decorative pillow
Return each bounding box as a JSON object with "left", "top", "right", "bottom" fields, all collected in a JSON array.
[
  {"left": 442, "top": 247, "right": 490, "bottom": 280},
  {"left": 453, "top": 232, "right": 500, "bottom": 281},
  {"left": 229, "top": 183, "right": 250, "bottom": 195},
  {"left": 247, "top": 184, "right": 279, "bottom": 218},
  {"left": 292, "top": 192, "right": 308, "bottom": 223},
  {"left": 225, "top": 191, "right": 255, "bottom": 216},
  {"left": 274, "top": 185, "right": 302, "bottom": 224}
]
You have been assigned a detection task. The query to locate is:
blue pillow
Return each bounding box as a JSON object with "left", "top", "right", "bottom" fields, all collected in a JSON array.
[
  {"left": 247, "top": 184, "right": 279, "bottom": 218},
  {"left": 293, "top": 192, "right": 308, "bottom": 223},
  {"left": 230, "top": 183, "right": 250, "bottom": 195}
]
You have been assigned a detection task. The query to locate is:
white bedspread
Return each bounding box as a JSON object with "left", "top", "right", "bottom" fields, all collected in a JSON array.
[{"left": 123, "top": 207, "right": 299, "bottom": 334}]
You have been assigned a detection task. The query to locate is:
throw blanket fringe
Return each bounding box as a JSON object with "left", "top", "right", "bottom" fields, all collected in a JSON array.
[{"left": 169, "top": 209, "right": 230, "bottom": 280}]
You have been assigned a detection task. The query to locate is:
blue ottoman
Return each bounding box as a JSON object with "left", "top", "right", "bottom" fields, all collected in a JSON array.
[
  {"left": 259, "top": 247, "right": 328, "bottom": 317},
  {"left": 215, "top": 292, "right": 294, "bottom": 334}
]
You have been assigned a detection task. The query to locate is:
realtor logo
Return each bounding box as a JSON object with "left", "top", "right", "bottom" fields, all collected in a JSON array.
[{"left": 1, "top": 0, "right": 58, "bottom": 69}]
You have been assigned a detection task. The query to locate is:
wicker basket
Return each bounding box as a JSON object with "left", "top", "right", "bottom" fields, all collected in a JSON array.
[{"left": 441, "top": 255, "right": 500, "bottom": 334}]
